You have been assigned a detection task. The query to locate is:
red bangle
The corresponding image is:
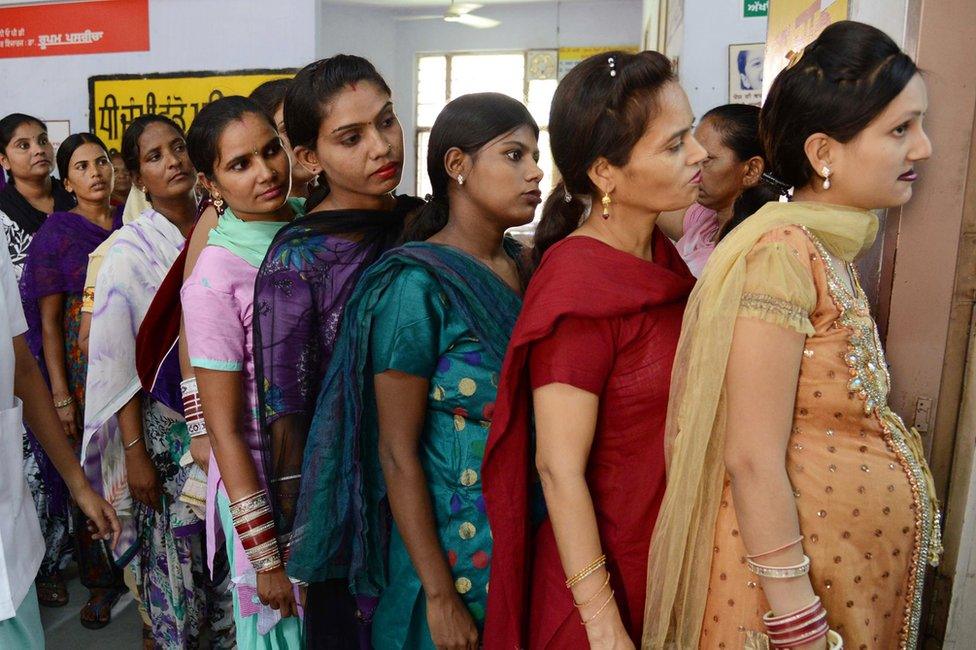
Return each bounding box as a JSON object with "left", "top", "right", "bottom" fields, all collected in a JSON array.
[
  {"left": 768, "top": 615, "right": 827, "bottom": 642},
  {"left": 767, "top": 607, "right": 825, "bottom": 634},
  {"left": 240, "top": 526, "right": 278, "bottom": 550},
  {"left": 234, "top": 510, "right": 274, "bottom": 536},
  {"left": 772, "top": 621, "right": 829, "bottom": 648}
]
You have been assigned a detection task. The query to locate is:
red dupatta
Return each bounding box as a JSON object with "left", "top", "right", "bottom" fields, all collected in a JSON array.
[{"left": 481, "top": 232, "right": 694, "bottom": 649}]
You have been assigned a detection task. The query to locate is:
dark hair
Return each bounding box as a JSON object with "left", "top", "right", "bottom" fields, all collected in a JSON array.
[
  {"left": 56, "top": 132, "right": 110, "bottom": 187},
  {"left": 534, "top": 50, "right": 675, "bottom": 266},
  {"left": 187, "top": 95, "right": 275, "bottom": 179},
  {"left": 700, "top": 104, "right": 773, "bottom": 239},
  {"left": 283, "top": 54, "right": 391, "bottom": 195},
  {"left": 120, "top": 114, "right": 185, "bottom": 174},
  {"left": 761, "top": 20, "right": 918, "bottom": 189},
  {"left": 0, "top": 113, "right": 48, "bottom": 183},
  {"left": 249, "top": 78, "right": 292, "bottom": 124},
  {"left": 737, "top": 49, "right": 750, "bottom": 75},
  {"left": 403, "top": 93, "right": 539, "bottom": 242}
]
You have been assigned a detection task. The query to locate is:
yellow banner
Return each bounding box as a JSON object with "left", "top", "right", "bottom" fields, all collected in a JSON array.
[
  {"left": 89, "top": 69, "right": 295, "bottom": 152},
  {"left": 763, "top": 0, "right": 848, "bottom": 99},
  {"left": 558, "top": 46, "right": 640, "bottom": 79}
]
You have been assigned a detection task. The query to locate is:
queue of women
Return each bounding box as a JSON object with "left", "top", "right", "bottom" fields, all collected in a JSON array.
[{"left": 0, "top": 19, "right": 942, "bottom": 650}]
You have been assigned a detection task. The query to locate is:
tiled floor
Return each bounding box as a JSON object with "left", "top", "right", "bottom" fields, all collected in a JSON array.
[{"left": 38, "top": 567, "right": 142, "bottom": 649}]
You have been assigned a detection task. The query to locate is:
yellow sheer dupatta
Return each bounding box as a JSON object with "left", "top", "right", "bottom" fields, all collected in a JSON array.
[{"left": 641, "top": 201, "right": 879, "bottom": 649}]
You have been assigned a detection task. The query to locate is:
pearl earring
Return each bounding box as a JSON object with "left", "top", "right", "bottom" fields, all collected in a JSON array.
[
  {"left": 457, "top": 174, "right": 465, "bottom": 186},
  {"left": 821, "top": 165, "right": 832, "bottom": 190}
]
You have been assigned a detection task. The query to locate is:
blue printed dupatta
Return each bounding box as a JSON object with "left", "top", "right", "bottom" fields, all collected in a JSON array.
[{"left": 288, "top": 239, "right": 525, "bottom": 597}]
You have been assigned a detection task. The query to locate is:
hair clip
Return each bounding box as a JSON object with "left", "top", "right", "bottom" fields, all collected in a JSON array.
[
  {"left": 608, "top": 56, "right": 616, "bottom": 77},
  {"left": 785, "top": 48, "right": 804, "bottom": 70}
]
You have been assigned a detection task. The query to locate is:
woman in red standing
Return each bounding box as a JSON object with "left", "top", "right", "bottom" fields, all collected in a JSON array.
[{"left": 482, "top": 50, "right": 704, "bottom": 649}]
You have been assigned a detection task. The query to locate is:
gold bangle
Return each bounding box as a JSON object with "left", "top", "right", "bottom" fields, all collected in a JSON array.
[
  {"left": 566, "top": 554, "right": 606, "bottom": 588},
  {"left": 573, "top": 571, "right": 611, "bottom": 608},
  {"left": 123, "top": 436, "right": 144, "bottom": 450},
  {"left": 580, "top": 589, "right": 615, "bottom": 625},
  {"left": 54, "top": 395, "right": 74, "bottom": 409}
]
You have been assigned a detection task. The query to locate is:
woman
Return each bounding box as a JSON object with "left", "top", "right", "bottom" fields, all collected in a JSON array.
[
  {"left": 181, "top": 95, "right": 305, "bottom": 649},
  {"left": 657, "top": 104, "right": 767, "bottom": 276},
  {"left": 642, "top": 21, "right": 941, "bottom": 650},
  {"left": 253, "top": 54, "right": 420, "bottom": 647},
  {"left": 20, "top": 132, "right": 127, "bottom": 628},
  {"left": 289, "top": 92, "right": 541, "bottom": 649},
  {"left": 0, "top": 113, "right": 76, "bottom": 608},
  {"left": 482, "top": 50, "right": 703, "bottom": 649},
  {"left": 250, "top": 77, "right": 316, "bottom": 199},
  {"left": 82, "top": 114, "right": 234, "bottom": 648},
  {"left": 0, "top": 228, "right": 120, "bottom": 648},
  {"left": 0, "top": 113, "right": 75, "bottom": 277}
]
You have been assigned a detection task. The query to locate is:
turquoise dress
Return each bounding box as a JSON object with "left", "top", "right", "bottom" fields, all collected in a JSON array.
[{"left": 368, "top": 264, "right": 515, "bottom": 648}]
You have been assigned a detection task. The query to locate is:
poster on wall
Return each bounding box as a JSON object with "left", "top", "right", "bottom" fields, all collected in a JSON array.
[
  {"left": 729, "top": 43, "right": 764, "bottom": 106},
  {"left": 558, "top": 46, "right": 640, "bottom": 80},
  {"left": 763, "top": 0, "right": 849, "bottom": 100},
  {"left": 0, "top": 0, "right": 148, "bottom": 59},
  {"left": 89, "top": 69, "right": 296, "bottom": 153}
]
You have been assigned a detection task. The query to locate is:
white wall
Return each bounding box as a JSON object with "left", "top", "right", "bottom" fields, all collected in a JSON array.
[
  {"left": 677, "top": 0, "right": 767, "bottom": 121},
  {"left": 319, "top": 0, "right": 643, "bottom": 192},
  {"left": 0, "top": 0, "right": 317, "bottom": 139}
]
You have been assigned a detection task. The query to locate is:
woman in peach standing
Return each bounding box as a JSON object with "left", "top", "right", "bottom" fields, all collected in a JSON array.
[{"left": 642, "top": 21, "right": 941, "bottom": 650}]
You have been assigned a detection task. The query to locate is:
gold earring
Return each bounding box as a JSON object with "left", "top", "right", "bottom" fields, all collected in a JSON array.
[
  {"left": 212, "top": 194, "right": 225, "bottom": 215},
  {"left": 601, "top": 192, "right": 611, "bottom": 219}
]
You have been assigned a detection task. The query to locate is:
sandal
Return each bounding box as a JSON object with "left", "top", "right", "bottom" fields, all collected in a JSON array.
[
  {"left": 79, "top": 587, "right": 124, "bottom": 630},
  {"left": 36, "top": 572, "right": 69, "bottom": 608}
]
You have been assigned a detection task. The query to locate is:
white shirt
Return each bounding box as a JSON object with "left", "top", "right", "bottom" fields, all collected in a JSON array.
[{"left": 0, "top": 227, "right": 44, "bottom": 620}]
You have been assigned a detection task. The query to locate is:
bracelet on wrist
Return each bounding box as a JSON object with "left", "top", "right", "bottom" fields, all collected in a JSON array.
[
  {"left": 181, "top": 377, "right": 209, "bottom": 438},
  {"left": 54, "top": 395, "right": 74, "bottom": 409},
  {"left": 230, "top": 488, "right": 283, "bottom": 573},
  {"left": 747, "top": 554, "right": 811, "bottom": 579},
  {"left": 123, "top": 436, "right": 144, "bottom": 450}
]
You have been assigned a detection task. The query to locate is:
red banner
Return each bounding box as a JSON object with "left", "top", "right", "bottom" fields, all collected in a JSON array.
[{"left": 0, "top": 0, "right": 149, "bottom": 59}]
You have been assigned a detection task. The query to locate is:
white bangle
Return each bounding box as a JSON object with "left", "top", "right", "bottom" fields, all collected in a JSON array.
[{"left": 747, "top": 554, "right": 811, "bottom": 579}]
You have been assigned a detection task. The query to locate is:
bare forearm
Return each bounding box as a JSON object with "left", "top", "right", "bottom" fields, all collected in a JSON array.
[
  {"left": 728, "top": 460, "right": 814, "bottom": 613},
  {"left": 380, "top": 449, "right": 455, "bottom": 597},
  {"left": 41, "top": 317, "right": 69, "bottom": 395},
  {"left": 196, "top": 369, "right": 263, "bottom": 500},
  {"left": 14, "top": 337, "right": 85, "bottom": 492},
  {"left": 539, "top": 468, "right": 606, "bottom": 602}
]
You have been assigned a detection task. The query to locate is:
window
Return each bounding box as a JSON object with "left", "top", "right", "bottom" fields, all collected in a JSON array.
[{"left": 415, "top": 51, "right": 558, "bottom": 234}]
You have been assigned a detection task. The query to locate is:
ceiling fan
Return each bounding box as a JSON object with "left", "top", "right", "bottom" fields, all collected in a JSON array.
[{"left": 396, "top": 1, "right": 501, "bottom": 29}]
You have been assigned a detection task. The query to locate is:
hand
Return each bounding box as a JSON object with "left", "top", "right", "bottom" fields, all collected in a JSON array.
[
  {"left": 73, "top": 485, "right": 122, "bottom": 549},
  {"left": 189, "top": 435, "right": 211, "bottom": 472},
  {"left": 582, "top": 598, "right": 634, "bottom": 650},
  {"left": 256, "top": 566, "right": 298, "bottom": 618},
  {"left": 426, "top": 592, "right": 479, "bottom": 650},
  {"left": 125, "top": 445, "right": 162, "bottom": 512},
  {"left": 54, "top": 397, "right": 79, "bottom": 440}
]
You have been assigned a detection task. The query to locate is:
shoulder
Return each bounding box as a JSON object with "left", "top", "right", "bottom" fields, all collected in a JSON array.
[
  {"left": 683, "top": 203, "right": 717, "bottom": 231},
  {"left": 186, "top": 246, "right": 252, "bottom": 295}
]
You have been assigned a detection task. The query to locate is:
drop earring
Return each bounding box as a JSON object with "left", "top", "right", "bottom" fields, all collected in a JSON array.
[
  {"left": 821, "top": 165, "right": 832, "bottom": 190},
  {"left": 212, "top": 194, "right": 225, "bottom": 215},
  {"left": 601, "top": 192, "right": 612, "bottom": 219},
  {"left": 457, "top": 174, "right": 465, "bottom": 187}
]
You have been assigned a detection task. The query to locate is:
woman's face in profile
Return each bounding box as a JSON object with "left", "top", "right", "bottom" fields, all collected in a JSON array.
[{"left": 828, "top": 74, "right": 931, "bottom": 210}]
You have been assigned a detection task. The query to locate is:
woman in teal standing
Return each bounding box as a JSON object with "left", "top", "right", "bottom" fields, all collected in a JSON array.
[{"left": 288, "top": 92, "right": 542, "bottom": 649}]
